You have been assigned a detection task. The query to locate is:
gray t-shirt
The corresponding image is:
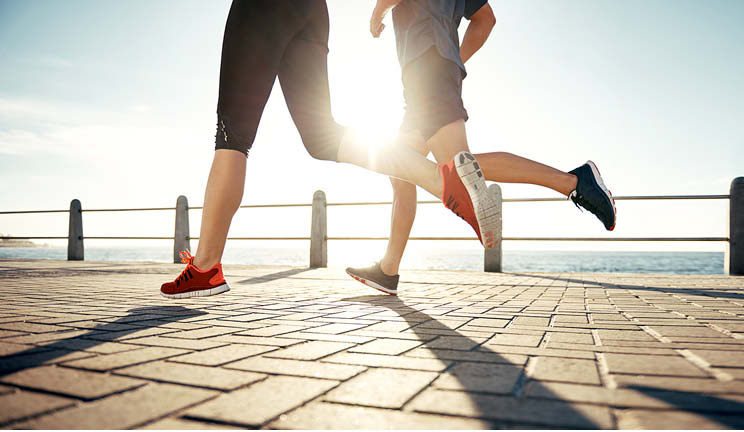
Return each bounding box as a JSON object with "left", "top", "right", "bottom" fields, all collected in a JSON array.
[{"left": 392, "top": 0, "right": 487, "bottom": 76}]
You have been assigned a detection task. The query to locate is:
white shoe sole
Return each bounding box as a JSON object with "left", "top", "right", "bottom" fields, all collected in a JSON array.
[
  {"left": 586, "top": 160, "right": 617, "bottom": 230},
  {"left": 160, "top": 282, "right": 231, "bottom": 299},
  {"left": 346, "top": 270, "right": 398, "bottom": 296},
  {"left": 454, "top": 151, "right": 499, "bottom": 249}
]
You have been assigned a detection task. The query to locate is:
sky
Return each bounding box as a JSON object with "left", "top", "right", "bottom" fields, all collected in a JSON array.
[{"left": 1, "top": 0, "right": 742, "bottom": 255}]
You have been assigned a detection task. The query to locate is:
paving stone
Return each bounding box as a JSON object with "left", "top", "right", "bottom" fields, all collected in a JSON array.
[
  {"left": 141, "top": 417, "right": 242, "bottom": 430},
  {"left": 15, "top": 383, "right": 216, "bottom": 429},
  {"left": 239, "top": 324, "right": 307, "bottom": 337},
  {"left": 616, "top": 409, "right": 744, "bottom": 429},
  {"left": 0, "top": 322, "right": 69, "bottom": 333},
  {"left": 0, "top": 390, "right": 75, "bottom": 424},
  {"left": 209, "top": 334, "right": 301, "bottom": 347},
  {"left": 325, "top": 368, "right": 437, "bottom": 408},
  {"left": 2, "top": 329, "right": 92, "bottom": 345},
  {"left": 280, "top": 331, "right": 374, "bottom": 344},
  {"left": 0, "top": 347, "right": 95, "bottom": 373},
  {"left": 121, "top": 335, "right": 227, "bottom": 351},
  {"left": 0, "top": 341, "right": 43, "bottom": 356},
  {"left": 613, "top": 374, "right": 744, "bottom": 394},
  {"left": 434, "top": 362, "right": 523, "bottom": 394},
  {"left": 406, "top": 347, "right": 528, "bottom": 365},
  {"left": 512, "top": 316, "right": 551, "bottom": 326},
  {"left": 596, "top": 329, "right": 656, "bottom": 341},
  {"left": 349, "top": 338, "right": 422, "bottom": 355},
  {"left": 266, "top": 341, "right": 354, "bottom": 360},
  {"left": 651, "top": 326, "right": 730, "bottom": 338},
  {"left": 186, "top": 376, "right": 337, "bottom": 427},
  {"left": 323, "top": 351, "right": 451, "bottom": 371},
  {"left": 62, "top": 346, "right": 188, "bottom": 370},
  {"left": 548, "top": 332, "right": 594, "bottom": 344},
  {"left": 531, "top": 357, "right": 601, "bottom": 385},
  {"left": 479, "top": 344, "right": 596, "bottom": 359},
  {"left": 169, "top": 344, "right": 276, "bottom": 366},
  {"left": 162, "top": 326, "right": 242, "bottom": 339},
  {"left": 486, "top": 333, "right": 543, "bottom": 347},
  {"left": 689, "top": 349, "right": 744, "bottom": 367},
  {"left": 409, "top": 388, "right": 613, "bottom": 428},
  {"left": 466, "top": 318, "right": 510, "bottom": 328},
  {"left": 40, "top": 339, "right": 143, "bottom": 354},
  {"left": 1, "top": 365, "right": 145, "bottom": 400},
  {"left": 603, "top": 353, "right": 708, "bottom": 377},
  {"left": 423, "top": 336, "right": 487, "bottom": 351},
  {"left": 270, "top": 401, "right": 494, "bottom": 429},
  {"left": 115, "top": 361, "right": 265, "bottom": 391},
  {"left": 227, "top": 356, "right": 365, "bottom": 380}
]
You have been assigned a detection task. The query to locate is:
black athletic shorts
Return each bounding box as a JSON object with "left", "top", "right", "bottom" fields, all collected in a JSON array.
[
  {"left": 399, "top": 47, "right": 469, "bottom": 141},
  {"left": 215, "top": 0, "right": 344, "bottom": 160}
]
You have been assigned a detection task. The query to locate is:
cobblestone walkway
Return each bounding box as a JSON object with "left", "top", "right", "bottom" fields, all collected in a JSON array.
[{"left": 1, "top": 259, "right": 743, "bottom": 429}]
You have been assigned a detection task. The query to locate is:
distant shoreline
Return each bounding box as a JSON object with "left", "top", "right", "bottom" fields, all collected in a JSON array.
[{"left": 0, "top": 238, "right": 47, "bottom": 248}]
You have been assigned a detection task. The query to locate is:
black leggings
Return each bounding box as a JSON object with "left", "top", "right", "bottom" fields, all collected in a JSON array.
[{"left": 215, "top": 0, "right": 344, "bottom": 160}]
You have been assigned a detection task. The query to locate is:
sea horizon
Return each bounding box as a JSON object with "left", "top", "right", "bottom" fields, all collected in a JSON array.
[{"left": 0, "top": 246, "right": 725, "bottom": 275}]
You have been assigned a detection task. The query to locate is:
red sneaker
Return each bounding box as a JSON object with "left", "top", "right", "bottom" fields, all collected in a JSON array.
[
  {"left": 440, "top": 151, "right": 499, "bottom": 249},
  {"left": 160, "top": 251, "right": 231, "bottom": 299}
]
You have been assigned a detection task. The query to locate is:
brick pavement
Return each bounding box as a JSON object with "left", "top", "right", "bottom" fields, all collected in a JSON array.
[{"left": 0, "top": 259, "right": 743, "bottom": 429}]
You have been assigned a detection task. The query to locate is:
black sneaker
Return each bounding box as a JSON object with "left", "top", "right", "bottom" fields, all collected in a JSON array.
[
  {"left": 346, "top": 262, "right": 399, "bottom": 296},
  {"left": 568, "top": 161, "right": 617, "bottom": 231}
]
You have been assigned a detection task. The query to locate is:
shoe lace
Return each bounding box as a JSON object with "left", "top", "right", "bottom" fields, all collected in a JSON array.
[
  {"left": 445, "top": 195, "right": 467, "bottom": 221},
  {"left": 175, "top": 250, "right": 195, "bottom": 287},
  {"left": 569, "top": 190, "right": 600, "bottom": 216}
]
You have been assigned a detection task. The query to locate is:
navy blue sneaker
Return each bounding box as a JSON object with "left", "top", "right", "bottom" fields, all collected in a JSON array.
[{"left": 568, "top": 161, "right": 617, "bottom": 231}]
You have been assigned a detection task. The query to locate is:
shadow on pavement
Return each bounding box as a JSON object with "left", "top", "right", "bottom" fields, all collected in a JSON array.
[
  {"left": 342, "top": 294, "right": 744, "bottom": 428},
  {"left": 234, "top": 268, "right": 311, "bottom": 285},
  {"left": 510, "top": 273, "right": 744, "bottom": 301},
  {"left": 0, "top": 305, "right": 205, "bottom": 377},
  {"left": 342, "top": 294, "right": 601, "bottom": 428}
]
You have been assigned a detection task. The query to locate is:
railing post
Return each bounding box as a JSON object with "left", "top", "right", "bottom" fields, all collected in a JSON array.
[
  {"left": 729, "top": 177, "right": 744, "bottom": 275},
  {"left": 484, "top": 184, "right": 503, "bottom": 272},
  {"left": 67, "top": 199, "right": 84, "bottom": 261},
  {"left": 174, "top": 195, "right": 191, "bottom": 263},
  {"left": 310, "top": 190, "right": 327, "bottom": 268}
]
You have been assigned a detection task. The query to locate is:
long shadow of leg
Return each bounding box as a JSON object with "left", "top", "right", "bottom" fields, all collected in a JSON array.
[
  {"left": 342, "top": 294, "right": 603, "bottom": 428},
  {"left": 0, "top": 305, "right": 206, "bottom": 377},
  {"left": 342, "top": 294, "right": 744, "bottom": 428}
]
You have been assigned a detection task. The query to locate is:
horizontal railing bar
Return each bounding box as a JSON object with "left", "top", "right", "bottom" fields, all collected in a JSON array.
[
  {"left": 3, "top": 236, "right": 728, "bottom": 242},
  {"left": 1, "top": 237, "right": 69, "bottom": 240},
  {"left": 0, "top": 210, "right": 69, "bottom": 215},
  {"left": 2, "top": 194, "right": 730, "bottom": 216},
  {"left": 502, "top": 237, "right": 729, "bottom": 242},
  {"left": 83, "top": 236, "right": 175, "bottom": 240},
  {"left": 82, "top": 207, "right": 175, "bottom": 213}
]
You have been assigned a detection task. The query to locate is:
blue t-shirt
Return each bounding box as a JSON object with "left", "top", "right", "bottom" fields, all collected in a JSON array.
[{"left": 392, "top": 0, "right": 488, "bottom": 76}]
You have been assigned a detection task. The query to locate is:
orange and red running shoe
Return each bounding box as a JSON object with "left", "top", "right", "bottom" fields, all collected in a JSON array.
[
  {"left": 160, "top": 251, "right": 231, "bottom": 299},
  {"left": 440, "top": 151, "right": 499, "bottom": 249}
]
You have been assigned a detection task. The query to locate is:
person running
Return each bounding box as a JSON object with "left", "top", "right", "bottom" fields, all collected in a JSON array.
[
  {"left": 160, "top": 0, "right": 500, "bottom": 299},
  {"left": 346, "top": 0, "right": 617, "bottom": 296}
]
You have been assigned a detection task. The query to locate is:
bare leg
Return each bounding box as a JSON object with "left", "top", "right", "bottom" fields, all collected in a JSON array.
[
  {"left": 379, "top": 133, "right": 429, "bottom": 276},
  {"left": 379, "top": 119, "right": 579, "bottom": 274},
  {"left": 193, "top": 149, "right": 246, "bottom": 270},
  {"left": 336, "top": 130, "right": 443, "bottom": 198},
  {"left": 475, "top": 152, "right": 577, "bottom": 196}
]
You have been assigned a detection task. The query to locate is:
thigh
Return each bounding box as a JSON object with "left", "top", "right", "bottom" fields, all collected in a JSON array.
[
  {"left": 277, "top": 2, "right": 344, "bottom": 161},
  {"left": 215, "top": 1, "right": 303, "bottom": 154},
  {"left": 426, "top": 119, "right": 469, "bottom": 163}
]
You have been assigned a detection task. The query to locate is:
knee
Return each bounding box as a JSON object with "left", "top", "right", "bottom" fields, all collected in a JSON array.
[
  {"left": 300, "top": 122, "right": 344, "bottom": 162},
  {"left": 390, "top": 177, "right": 416, "bottom": 200}
]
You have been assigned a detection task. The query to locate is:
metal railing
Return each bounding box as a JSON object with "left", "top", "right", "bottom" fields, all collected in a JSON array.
[{"left": 1, "top": 177, "right": 742, "bottom": 274}]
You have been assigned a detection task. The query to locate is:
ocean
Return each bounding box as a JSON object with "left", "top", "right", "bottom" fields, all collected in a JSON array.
[{"left": 0, "top": 246, "right": 725, "bottom": 275}]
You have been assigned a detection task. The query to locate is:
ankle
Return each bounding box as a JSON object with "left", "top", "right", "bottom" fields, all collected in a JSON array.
[
  {"left": 563, "top": 174, "right": 578, "bottom": 196},
  {"left": 379, "top": 257, "right": 399, "bottom": 276},
  {"left": 193, "top": 256, "right": 219, "bottom": 271}
]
